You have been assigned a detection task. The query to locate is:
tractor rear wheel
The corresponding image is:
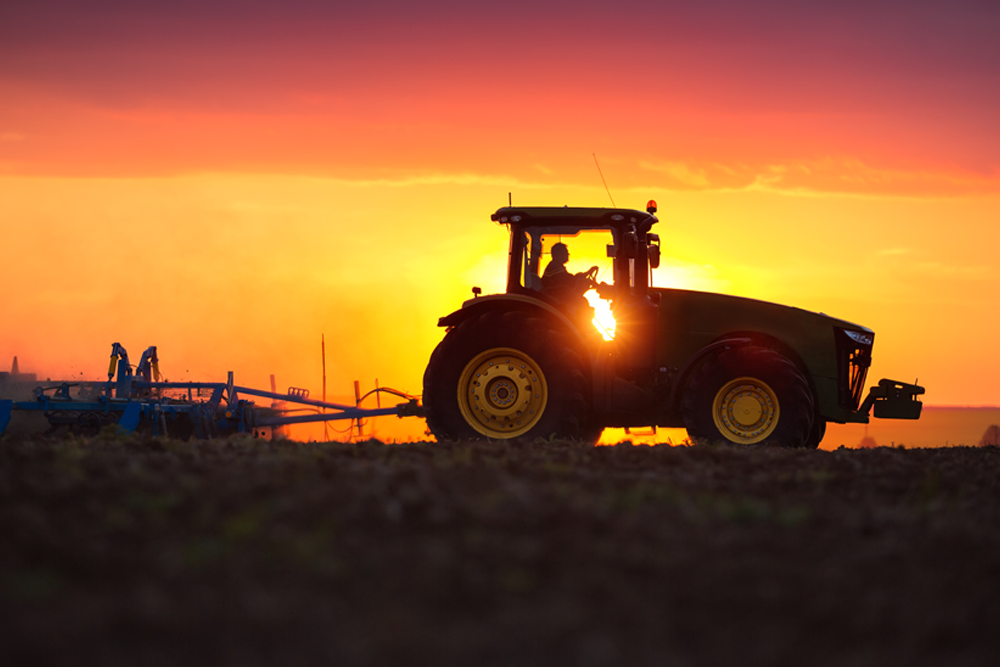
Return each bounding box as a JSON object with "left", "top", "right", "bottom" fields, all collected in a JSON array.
[
  {"left": 683, "top": 346, "right": 814, "bottom": 447},
  {"left": 423, "top": 310, "right": 594, "bottom": 442}
]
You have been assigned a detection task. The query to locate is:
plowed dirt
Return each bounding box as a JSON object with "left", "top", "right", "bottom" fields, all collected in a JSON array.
[{"left": 2, "top": 434, "right": 998, "bottom": 666}]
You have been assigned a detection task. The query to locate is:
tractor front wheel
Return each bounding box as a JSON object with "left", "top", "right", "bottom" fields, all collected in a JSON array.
[
  {"left": 423, "top": 310, "right": 594, "bottom": 442},
  {"left": 802, "top": 417, "right": 827, "bottom": 449},
  {"left": 683, "top": 346, "right": 814, "bottom": 447}
]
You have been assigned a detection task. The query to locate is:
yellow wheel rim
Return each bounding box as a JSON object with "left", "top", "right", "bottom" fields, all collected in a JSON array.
[
  {"left": 712, "top": 377, "right": 780, "bottom": 444},
  {"left": 457, "top": 348, "right": 548, "bottom": 439}
]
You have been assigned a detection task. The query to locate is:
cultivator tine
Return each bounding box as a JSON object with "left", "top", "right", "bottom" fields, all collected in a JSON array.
[{"left": 118, "top": 401, "right": 141, "bottom": 434}]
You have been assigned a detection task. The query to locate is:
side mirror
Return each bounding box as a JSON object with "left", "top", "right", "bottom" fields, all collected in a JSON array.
[{"left": 647, "top": 233, "right": 661, "bottom": 269}]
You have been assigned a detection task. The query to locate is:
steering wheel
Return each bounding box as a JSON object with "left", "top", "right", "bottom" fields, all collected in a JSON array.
[{"left": 583, "top": 266, "right": 599, "bottom": 286}]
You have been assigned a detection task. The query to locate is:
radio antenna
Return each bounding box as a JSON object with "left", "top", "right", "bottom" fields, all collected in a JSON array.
[{"left": 593, "top": 153, "right": 616, "bottom": 207}]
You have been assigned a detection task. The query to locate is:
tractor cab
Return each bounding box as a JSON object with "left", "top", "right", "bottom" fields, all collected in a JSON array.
[{"left": 491, "top": 204, "right": 661, "bottom": 345}]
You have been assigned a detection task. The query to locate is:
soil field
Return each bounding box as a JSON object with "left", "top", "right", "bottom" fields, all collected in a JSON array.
[{"left": 2, "top": 433, "right": 999, "bottom": 667}]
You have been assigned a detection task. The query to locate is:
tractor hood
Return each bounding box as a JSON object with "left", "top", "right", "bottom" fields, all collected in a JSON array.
[
  {"left": 652, "top": 286, "right": 875, "bottom": 401},
  {"left": 654, "top": 287, "right": 872, "bottom": 338}
]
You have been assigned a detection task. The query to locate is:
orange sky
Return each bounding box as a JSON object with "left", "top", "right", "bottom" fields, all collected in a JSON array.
[{"left": 2, "top": 1, "right": 999, "bottom": 442}]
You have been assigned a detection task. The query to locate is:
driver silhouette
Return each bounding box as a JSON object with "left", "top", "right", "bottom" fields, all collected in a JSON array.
[
  {"left": 542, "top": 243, "right": 597, "bottom": 293},
  {"left": 541, "top": 242, "right": 599, "bottom": 331}
]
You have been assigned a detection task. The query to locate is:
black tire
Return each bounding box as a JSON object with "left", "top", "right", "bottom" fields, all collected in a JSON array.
[
  {"left": 802, "top": 417, "right": 827, "bottom": 449},
  {"left": 683, "top": 346, "right": 814, "bottom": 447},
  {"left": 423, "top": 310, "right": 594, "bottom": 442},
  {"left": 580, "top": 424, "right": 606, "bottom": 444}
]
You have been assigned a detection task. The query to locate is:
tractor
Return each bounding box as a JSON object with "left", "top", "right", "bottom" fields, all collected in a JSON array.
[{"left": 422, "top": 202, "right": 923, "bottom": 447}]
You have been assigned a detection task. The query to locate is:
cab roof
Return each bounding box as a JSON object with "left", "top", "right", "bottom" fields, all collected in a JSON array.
[{"left": 491, "top": 206, "right": 658, "bottom": 234}]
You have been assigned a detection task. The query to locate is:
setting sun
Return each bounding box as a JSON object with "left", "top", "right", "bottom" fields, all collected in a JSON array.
[{"left": 586, "top": 291, "right": 616, "bottom": 341}]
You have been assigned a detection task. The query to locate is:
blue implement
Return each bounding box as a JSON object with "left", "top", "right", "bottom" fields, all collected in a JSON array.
[{"left": 0, "top": 343, "right": 424, "bottom": 440}]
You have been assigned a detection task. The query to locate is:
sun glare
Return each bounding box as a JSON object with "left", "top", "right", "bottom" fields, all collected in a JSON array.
[{"left": 586, "top": 291, "right": 616, "bottom": 341}]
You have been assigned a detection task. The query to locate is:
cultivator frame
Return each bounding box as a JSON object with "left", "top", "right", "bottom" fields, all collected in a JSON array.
[{"left": 0, "top": 344, "right": 423, "bottom": 439}]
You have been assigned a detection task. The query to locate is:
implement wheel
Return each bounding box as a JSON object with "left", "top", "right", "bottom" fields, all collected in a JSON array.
[
  {"left": 683, "top": 346, "right": 814, "bottom": 447},
  {"left": 424, "top": 310, "right": 593, "bottom": 442}
]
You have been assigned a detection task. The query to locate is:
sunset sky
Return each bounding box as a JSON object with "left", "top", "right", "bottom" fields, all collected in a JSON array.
[{"left": 2, "top": 0, "right": 998, "bottom": 442}]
